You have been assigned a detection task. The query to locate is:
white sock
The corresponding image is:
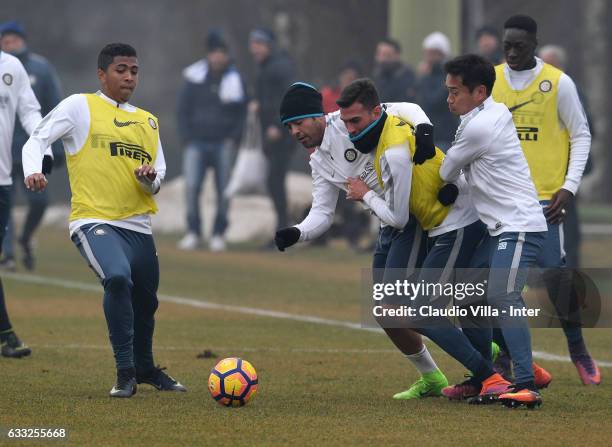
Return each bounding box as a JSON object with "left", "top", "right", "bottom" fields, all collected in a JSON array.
[{"left": 406, "top": 345, "right": 439, "bottom": 375}]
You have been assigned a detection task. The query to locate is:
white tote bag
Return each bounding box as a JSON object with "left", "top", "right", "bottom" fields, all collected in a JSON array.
[{"left": 224, "top": 109, "right": 269, "bottom": 198}]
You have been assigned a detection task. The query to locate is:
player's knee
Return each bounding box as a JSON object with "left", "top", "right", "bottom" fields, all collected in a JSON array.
[
  {"left": 104, "top": 273, "right": 133, "bottom": 295},
  {"left": 143, "top": 297, "right": 159, "bottom": 316}
]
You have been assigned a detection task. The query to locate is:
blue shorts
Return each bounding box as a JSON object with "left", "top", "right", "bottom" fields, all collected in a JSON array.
[
  {"left": 424, "top": 220, "right": 488, "bottom": 269},
  {"left": 486, "top": 231, "right": 547, "bottom": 315},
  {"left": 372, "top": 217, "right": 427, "bottom": 284},
  {"left": 412, "top": 220, "right": 488, "bottom": 313},
  {"left": 537, "top": 200, "right": 564, "bottom": 268},
  {"left": 71, "top": 223, "right": 159, "bottom": 297}
]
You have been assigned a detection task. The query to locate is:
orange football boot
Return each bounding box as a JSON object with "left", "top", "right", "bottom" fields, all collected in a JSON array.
[
  {"left": 468, "top": 373, "right": 512, "bottom": 405},
  {"left": 532, "top": 362, "right": 553, "bottom": 389}
]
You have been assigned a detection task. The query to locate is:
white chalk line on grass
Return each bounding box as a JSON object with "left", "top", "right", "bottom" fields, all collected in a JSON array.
[
  {"left": 5, "top": 271, "right": 612, "bottom": 368},
  {"left": 3, "top": 271, "right": 378, "bottom": 332}
]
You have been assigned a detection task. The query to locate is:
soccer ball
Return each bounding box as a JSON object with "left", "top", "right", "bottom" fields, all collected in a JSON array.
[{"left": 208, "top": 357, "right": 258, "bottom": 407}]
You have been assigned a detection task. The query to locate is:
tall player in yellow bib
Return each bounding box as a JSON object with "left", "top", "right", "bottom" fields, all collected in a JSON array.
[
  {"left": 22, "top": 43, "right": 186, "bottom": 397},
  {"left": 492, "top": 15, "right": 599, "bottom": 386}
]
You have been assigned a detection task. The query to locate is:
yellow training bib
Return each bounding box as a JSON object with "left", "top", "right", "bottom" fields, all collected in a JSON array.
[
  {"left": 374, "top": 115, "right": 449, "bottom": 230},
  {"left": 67, "top": 94, "right": 159, "bottom": 221},
  {"left": 492, "top": 63, "right": 569, "bottom": 199}
]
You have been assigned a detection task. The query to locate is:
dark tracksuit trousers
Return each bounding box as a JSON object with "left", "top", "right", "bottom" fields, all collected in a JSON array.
[
  {"left": 72, "top": 223, "right": 159, "bottom": 372},
  {"left": 0, "top": 186, "right": 14, "bottom": 337}
]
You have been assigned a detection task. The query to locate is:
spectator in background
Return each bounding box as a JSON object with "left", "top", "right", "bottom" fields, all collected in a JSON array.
[
  {"left": 476, "top": 26, "right": 504, "bottom": 65},
  {"left": 538, "top": 45, "right": 567, "bottom": 72},
  {"left": 372, "top": 38, "right": 416, "bottom": 103},
  {"left": 321, "top": 60, "right": 362, "bottom": 114},
  {"left": 539, "top": 44, "right": 595, "bottom": 269},
  {"left": 0, "top": 21, "right": 63, "bottom": 271},
  {"left": 177, "top": 30, "right": 246, "bottom": 252},
  {"left": 415, "top": 32, "right": 458, "bottom": 151},
  {"left": 249, "top": 28, "right": 296, "bottom": 240}
]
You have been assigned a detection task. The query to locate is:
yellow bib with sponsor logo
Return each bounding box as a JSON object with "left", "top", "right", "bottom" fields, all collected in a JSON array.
[
  {"left": 67, "top": 93, "right": 159, "bottom": 221},
  {"left": 492, "top": 63, "right": 569, "bottom": 199},
  {"left": 373, "top": 115, "right": 449, "bottom": 230}
]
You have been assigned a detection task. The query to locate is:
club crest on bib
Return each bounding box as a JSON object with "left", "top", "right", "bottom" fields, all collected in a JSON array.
[
  {"left": 148, "top": 117, "right": 157, "bottom": 130},
  {"left": 2, "top": 73, "right": 13, "bottom": 86},
  {"left": 344, "top": 148, "right": 357, "bottom": 162},
  {"left": 539, "top": 80, "right": 552, "bottom": 93}
]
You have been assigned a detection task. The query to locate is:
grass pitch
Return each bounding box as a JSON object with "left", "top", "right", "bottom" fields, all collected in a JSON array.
[{"left": 1, "top": 229, "right": 611, "bottom": 446}]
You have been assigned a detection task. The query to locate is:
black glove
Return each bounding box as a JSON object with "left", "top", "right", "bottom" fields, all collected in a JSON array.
[
  {"left": 438, "top": 183, "right": 459, "bottom": 206},
  {"left": 274, "top": 227, "right": 301, "bottom": 252},
  {"left": 413, "top": 123, "right": 435, "bottom": 165},
  {"left": 42, "top": 155, "right": 53, "bottom": 175}
]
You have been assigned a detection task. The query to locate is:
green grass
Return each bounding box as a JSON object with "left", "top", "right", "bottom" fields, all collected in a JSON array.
[{"left": 1, "top": 229, "right": 611, "bottom": 446}]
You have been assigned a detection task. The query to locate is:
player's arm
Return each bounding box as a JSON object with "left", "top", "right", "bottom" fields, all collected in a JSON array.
[
  {"left": 16, "top": 61, "right": 55, "bottom": 177},
  {"left": 557, "top": 74, "right": 591, "bottom": 194},
  {"left": 384, "top": 102, "right": 432, "bottom": 126},
  {"left": 15, "top": 60, "right": 42, "bottom": 136},
  {"left": 385, "top": 102, "right": 435, "bottom": 164},
  {"left": 135, "top": 135, "right": 166, "bottom": 195},
  {"left": 22, "top": 94, "right": 81, "bottom": 191},
  {"left": 440, "top": 122, "right": 487, "bottom": 183},
  {"left": 545, "top": 74, "right": 592, "bottom": 224},
  {"left": 275, "top": 167, "right": 340, "bottom": 251},
  {"left": 352, "top": 146, "right": 411, "bottom": 230}
]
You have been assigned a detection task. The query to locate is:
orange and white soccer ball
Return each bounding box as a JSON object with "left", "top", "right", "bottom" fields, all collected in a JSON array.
[{"left": 208, "top": 357, "right": 258, "bottom": 407}]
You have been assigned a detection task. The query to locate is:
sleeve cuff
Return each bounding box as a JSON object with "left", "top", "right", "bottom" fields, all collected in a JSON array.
[
  {"left": 362, "top": 190, "right": 377, "bottom": 206},
  {"left": 561, "top": 180, "right": 578, "bottom": 196},
  {"left": 139, "top": 177, "right": 161, "bottom": 194},
  {"left": 296, "top": 225, "right": 306, "bottom": 242}
]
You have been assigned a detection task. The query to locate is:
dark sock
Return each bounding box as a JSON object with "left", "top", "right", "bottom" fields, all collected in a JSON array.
[
  {"left": 466, "top": 375, "right": 483, "bottom": 387},
  {"left": 118, "top": 366, "right": 136, "bottom": 378},
  {"left": 463, "top": 327, "right": 492, "bottom": 362},
  {"left": 568, "top": 338, "right": 590, "bottom": 360},
  {"left": 473, "top": 362, "right": 497, "bottom": 383},
  {"left": 563, "top": 326, "right": 585, "bottom": 348},
  {"left": 0, "top": 328, "right": 14, "bottom": 343},
  {"left": 515, "top": 380, "right": 537, "bottom": 391}
]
